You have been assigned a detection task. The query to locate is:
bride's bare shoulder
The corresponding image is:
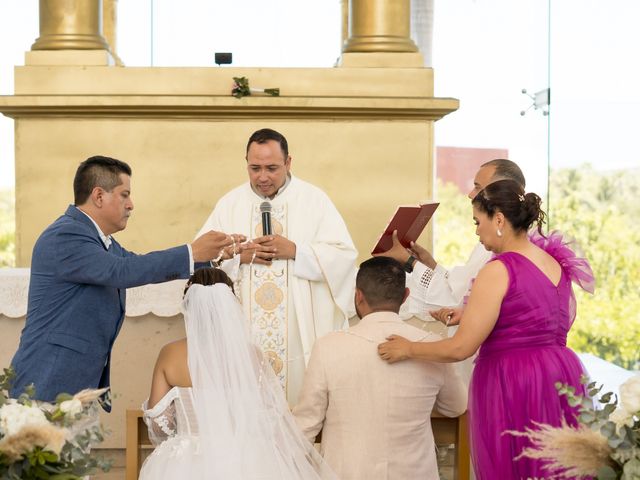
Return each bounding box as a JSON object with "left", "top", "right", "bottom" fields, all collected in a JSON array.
[{"left": 158, "top": 338, "right": 187, "bottom": 361}]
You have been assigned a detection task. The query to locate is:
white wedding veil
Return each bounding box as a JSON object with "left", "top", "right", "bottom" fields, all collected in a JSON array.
[{"left": 183, "top": 282, "right": 336, "bottom": 479}]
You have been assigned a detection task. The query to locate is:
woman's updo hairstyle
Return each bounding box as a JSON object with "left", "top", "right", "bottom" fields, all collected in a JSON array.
[
  {"left": 183, "top": 267, "right": 235, "bottom": 295},
  {"left": 472, "top": 179, "right": 547, "bottom": 236}
]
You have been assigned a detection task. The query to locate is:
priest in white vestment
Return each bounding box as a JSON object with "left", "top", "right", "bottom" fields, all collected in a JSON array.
[{"left": 196, "top": 128, "right": 358, "bottom": 404}]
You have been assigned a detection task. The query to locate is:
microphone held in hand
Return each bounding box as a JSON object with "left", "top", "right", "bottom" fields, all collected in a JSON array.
[{"left": 260, "top": 201, "right": 272, "bottom": 236}]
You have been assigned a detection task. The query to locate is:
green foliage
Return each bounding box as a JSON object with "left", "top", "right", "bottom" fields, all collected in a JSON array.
[
  {"left": 434, "top": 166, "right": 640, "bottom": 371},
  {"left": 0, "top": 367, "right": 15, "bottom": 407},
  {"left": 433, "top": 180, "right": 478, "bottom": 268},
  {"left": 549, "top": 166, "right": 640, "bottom": 371},
  {"left": 555, "top": 377, "right": 640, "bottom": 479},
  {"left": 1, "top": 442, "right": 110, "bottom": 480},
  {"left": 231, "top": 76, "right": 280, "bottom": 99},
  {"left": 0, "top": 187, "right": 15, "bottom": 267}
]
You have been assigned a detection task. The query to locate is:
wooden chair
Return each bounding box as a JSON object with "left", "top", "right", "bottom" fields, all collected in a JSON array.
[
  {"left": 125, "top": 409, "right": 150, "bottom": 480},
  {"left": 432, "top": 410, "right": 470, "bottom": 480},
  {"left": 126, "top": 408, "right": 470, "bottom": 480}
]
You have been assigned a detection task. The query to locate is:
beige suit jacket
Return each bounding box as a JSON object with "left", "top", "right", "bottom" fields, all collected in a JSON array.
[{"left": 293, "top": 311, "right": 467, "bottom": 480}]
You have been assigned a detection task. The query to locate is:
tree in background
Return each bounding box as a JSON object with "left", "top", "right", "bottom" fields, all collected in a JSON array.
[
  {"left": 548, "top": 166, "right": 639, "bottom": 371},
  {"left": 0, "top": 188, "right": 14, "bottom": 267},
  {"left": 433, "top": 180, "right": 478, "bottom": 269},
  {"left": 434, "top": 168, "right": 640, "bottom": 371}
]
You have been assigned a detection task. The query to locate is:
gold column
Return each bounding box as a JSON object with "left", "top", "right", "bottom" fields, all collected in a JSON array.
[
  {"left": 103, "top": 0, "right": 123, "bottom": 65},
  {"left": 102, "top": 0, "right": 116, "bottom": 54},
  {"left": 344, "top": 0, "right": 418, "bottom": 53},
  {"left": 32, "top": 0, "right": 109, "bottom": 50},
  {"left": 341, "top": 0, "right": 349, "bottom": 47}
]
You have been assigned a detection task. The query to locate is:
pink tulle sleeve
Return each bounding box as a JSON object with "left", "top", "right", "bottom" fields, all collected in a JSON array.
[{"left": 529, "top": 230, "right": 595, "bottom": 294}]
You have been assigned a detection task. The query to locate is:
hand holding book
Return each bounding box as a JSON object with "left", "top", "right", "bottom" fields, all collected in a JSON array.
[
  {"left": 371, "top": 203, "right": 439, "bottom": 255},
  {"left": 372, "top": 230, "right": 412, "bottom": 264}
]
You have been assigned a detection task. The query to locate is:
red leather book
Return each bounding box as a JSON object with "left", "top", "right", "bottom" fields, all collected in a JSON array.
[{"left": 371, "top": 203, "right": 439, "bottom": 255}]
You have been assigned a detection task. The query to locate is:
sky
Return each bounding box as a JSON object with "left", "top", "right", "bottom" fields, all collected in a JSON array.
[
  {"left": 1, "top": 0, "right": 639, "bottom": 193},
  {"left": 431, "top": 0, "right": 640, "bottom": 194}
]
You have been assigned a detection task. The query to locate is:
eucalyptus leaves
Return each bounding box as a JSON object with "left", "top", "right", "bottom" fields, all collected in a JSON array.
[{"left": 514, "top": 374, "right": 640, "bottom": 480}]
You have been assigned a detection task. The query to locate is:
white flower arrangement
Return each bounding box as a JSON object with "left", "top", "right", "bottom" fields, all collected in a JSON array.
[
  {"left": 514, "top": 373, "right": 640, "bottom": 479},
  {"left": 0, "top": 403, "right": 50, "bottom": 437},
  {"left": 59, "top": 398, "right": 83, "bottom": 418},
  {"left": 619, "top": 376, "right": 640, "bottom": 420},
  {"left": 0, "top": 367, "right": 111, "bottom": 479}
]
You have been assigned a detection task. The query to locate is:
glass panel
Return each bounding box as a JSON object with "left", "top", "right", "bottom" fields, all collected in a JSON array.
[
  {"left": 0, "top": 2, "right": 38, "bottom": 267},
  {"left": 431, "top": 0, "right": 639, "bottom": 397},
  {"left": 432, "top": 0, "right": 550, "bottom": 264},
  {"left": 117, "top": 0, "right": 342, "bottom": 67},
  {"left": 549, "top": 0, "right": 640, "bottom": 378}
]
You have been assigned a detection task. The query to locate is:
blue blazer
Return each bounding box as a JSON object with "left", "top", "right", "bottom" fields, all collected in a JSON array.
[{"left": 10, "top": 205, "right": 190, "bottom": 409}]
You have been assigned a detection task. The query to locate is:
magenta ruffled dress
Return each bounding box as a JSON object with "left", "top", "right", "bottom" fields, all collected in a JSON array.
[{"left": 468, "top": 232, "right": 595, "bottom": 479}]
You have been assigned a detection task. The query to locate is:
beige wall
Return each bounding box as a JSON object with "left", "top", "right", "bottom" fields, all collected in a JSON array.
[
  {"left": 0, "top": 63, "right": 457, "bottom": 450},
  {"left": 15, "top": 117, "right": 435, "bottom": 264},
  {"left": 5, "top": 65, "right": 456, "bottom": 265},
  {"left": 0, "top": 313, "right": 185, "bottom": 449}
]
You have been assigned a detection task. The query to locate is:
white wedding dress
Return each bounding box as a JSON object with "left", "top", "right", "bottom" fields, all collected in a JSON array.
[{"left": 139, "top": 283, "right": 336, "bottom": 480}]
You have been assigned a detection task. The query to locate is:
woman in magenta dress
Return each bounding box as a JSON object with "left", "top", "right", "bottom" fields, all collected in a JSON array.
[{"left": 378, "top": 179, "right": 594, "bottom": 479}]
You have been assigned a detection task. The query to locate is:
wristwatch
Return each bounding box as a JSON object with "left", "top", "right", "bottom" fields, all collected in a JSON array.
[{"left": 403, "top": 255, "right": 416, "bottom": 273}]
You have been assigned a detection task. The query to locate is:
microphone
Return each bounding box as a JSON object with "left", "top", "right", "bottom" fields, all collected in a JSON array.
[{"left": 260, "top": 201, "right": 272, "bottom": 236}]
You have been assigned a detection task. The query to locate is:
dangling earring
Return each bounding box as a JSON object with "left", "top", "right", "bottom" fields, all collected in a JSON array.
[{"left": 497, "top": 229, "right": 503, "bottom": 237}]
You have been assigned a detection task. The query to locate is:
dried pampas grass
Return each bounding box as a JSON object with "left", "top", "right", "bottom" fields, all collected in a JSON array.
[
  {"left": 0, "top": 424, "right": 66, "bottom": 462},
  {"left": 507, "top": 421, "right": 613, "bottom": 478},
  {"left": 73, "top": 387, "right": 109, "bottom": 404}
]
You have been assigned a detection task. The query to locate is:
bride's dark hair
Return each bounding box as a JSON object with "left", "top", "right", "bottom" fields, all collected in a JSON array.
[
  {"left": 473, "top": 179, "right": 547, "bottom": 236},
  {"left": 183, "top": 267, "right": 234, "bottom": 295}
]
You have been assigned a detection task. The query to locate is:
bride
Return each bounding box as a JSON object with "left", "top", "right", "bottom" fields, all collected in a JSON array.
[{"left": 139, "top": 267, "right": 336, "bottom": 479}]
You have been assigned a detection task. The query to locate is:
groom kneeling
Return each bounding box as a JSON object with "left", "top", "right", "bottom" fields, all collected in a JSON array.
[{"left": 293, "top": 257, "right": 467, "bottom": 480}]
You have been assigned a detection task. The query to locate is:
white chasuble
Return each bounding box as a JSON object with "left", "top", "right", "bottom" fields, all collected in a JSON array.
[{"left": 196, "top": 175, "right": 358, "bottom": 405}]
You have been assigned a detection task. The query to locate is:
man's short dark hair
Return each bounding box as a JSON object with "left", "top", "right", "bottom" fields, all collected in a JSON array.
[
  {"left": 246, "top": 128, "right": 289, "bottom": 159},
  {"left": 482, "top": 158, "right": 526, "bottom": 189},
  {"left": 73, "top": 155, "right": 132, "bottom": 205},
  {"left": 356, "top": 257, "right": 406, "bottom": 309}
]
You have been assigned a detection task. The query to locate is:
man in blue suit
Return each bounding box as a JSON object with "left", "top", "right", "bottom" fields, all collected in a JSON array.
[{"left": 10, "top": 155, "right": 242, "bottom": 409}]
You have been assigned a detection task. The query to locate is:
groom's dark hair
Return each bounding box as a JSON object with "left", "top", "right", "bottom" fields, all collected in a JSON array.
[
  {"left": 74, "top": 155, "right": 132, "bottom": 205},
  {"left": 356, "top": 257, "right": 406, "bottom": 309}
]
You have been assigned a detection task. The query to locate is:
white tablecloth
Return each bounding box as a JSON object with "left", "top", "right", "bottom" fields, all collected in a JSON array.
[{"left": 0, "top": 268, "right": 185, "bottom": 318}]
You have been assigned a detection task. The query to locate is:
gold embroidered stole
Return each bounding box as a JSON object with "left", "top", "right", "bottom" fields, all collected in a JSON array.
[{"left": 249, "top": 202, "right": 289, "bottom": 394}]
